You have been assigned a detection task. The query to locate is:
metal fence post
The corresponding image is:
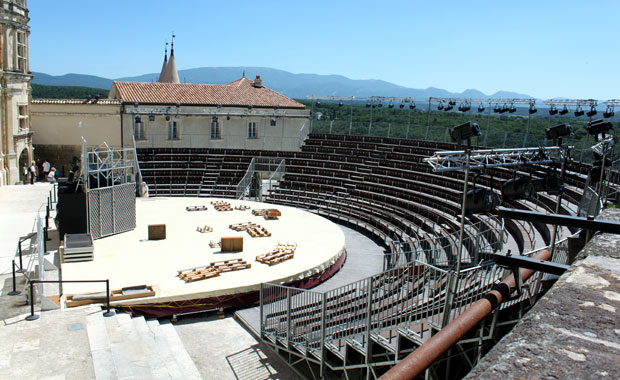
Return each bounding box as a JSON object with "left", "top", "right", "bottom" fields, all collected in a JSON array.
[
  {"left": 8, "top": 260, "right": 21, "bottom": 296},
  {"left": 286, "top": 287, "right": 292, "bottom": 347},
  {"left": 320, "top": 292, "right": 327, "bottom": 378},
  {"left": 103, "top": 279, "right": 115, "bottom": 317},
  {"left": 259, "top": 283, "right": 264, "bottom": 338},
  {"left": 25, "top": 281, "right": 39, "bottom": 321},
  {"left": 365, "top": 277, "right": 374, "bottom": 370}
]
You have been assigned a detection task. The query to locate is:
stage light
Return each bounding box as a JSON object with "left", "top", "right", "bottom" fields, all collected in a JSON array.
[
  {"left": 448, "top": 100, "right": 457, "bottom": 106},
  {"left": 366, "top": 102, "right": 371, "bottom": 108},
  {"left": 458, "top": 103, "right": 464, "bottom": 112},
  {"left": 545, "top": 123, "right": 572, "bottom": 143},
  {"left": 444, "top": 104, "right": 454, "bottom": 111},
  {"left": 399, "top": 103, "right": 404, "bottom": 109},
  {"left": 437, "top": 102, "right": 444, "bottom": 110},
  {"left": 586, "top": 106, "right": 597, "bottom": 117},
  {"left": 529, "top": 104, "right": 537, "bottom": 114},
  {"left": 450, "top": 121, "right": 481, "bottom": 145},
  {"left": 508, "top": 104, "right": 516, "bottom": 113},
  {"left": 493, "top": 104, "right": 501, "bottom": 113},
  {"left": 338, "top": 101, "right": 344, "bottom": 107},
  {"left": 500, "top": 104, "right": 509, "bottom": 114},
  {"left": 477, "top": 104, "right": 485, "bottom": 112},
  {"left": 559, "top": 105, "right": 569, "bottom": 115},
  {"left": 501, "top": 177, "right": 534, "bottom": 201},
  {"left": 248, "top": 104, "right": 254, "bottom": 110},
  {"left": 135, "top": 116, "right": 141, "bottom": 123},
  {"left": 409, "top": 103, "right": 416, "bottom": 110},
  {"left": 148, "top": 114, "right": 155, "bottom": 122},
  {"left": 226, "top": 114, "right": 231, "bottom": 120},
  {"left": 316, "top": 101, "right": 321, "bottom": 107},
  {"left": 212, "top": 116, "right": 218, "bottom": 123},
  {"left": 549, "top": 105, "right": 558, "bottom": 115},
  {"left": 378, "top": 103, "right": 383, "bottom": 108},
  {"left": 586, "top": 119, "right": 613, "bottom": 140},
  {"left": 603, "top": 106, "right": 615, "bottom": 118},
  {"left": 165, "top": 115, "right": 171, "bottom": 121},
  {"left": 388, "top": 102, "right": 394, "bottom": 109},
  {"left": 574, "top": 106, "right": 584, "bottom": 117},
  {"left": 464, "top": 188, "right": 500, "bottom": 214},
  {"left": 270, "top": 119, "right": 277, "bottom": 126},
  {"left": 176, "top": 102, "right": 181, "bottom": 108}
]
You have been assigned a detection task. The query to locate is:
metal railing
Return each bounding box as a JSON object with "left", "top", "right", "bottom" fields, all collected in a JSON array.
[{"left": 235, "top": 157, "right": 256, "bottom": 199}]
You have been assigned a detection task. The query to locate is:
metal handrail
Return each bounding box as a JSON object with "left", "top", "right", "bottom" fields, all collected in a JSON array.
[{"left": 25, "top": 279, "right": 115, "bottom": 321}]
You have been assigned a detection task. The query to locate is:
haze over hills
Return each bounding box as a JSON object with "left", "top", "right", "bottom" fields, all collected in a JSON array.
[{"left": 32, "top": 67, "right": 534, "bottom": 100}]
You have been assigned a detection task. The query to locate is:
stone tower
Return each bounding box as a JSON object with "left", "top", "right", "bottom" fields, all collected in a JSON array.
[{"left": 0, "top": 0, "right": 32, "bottom": 185}]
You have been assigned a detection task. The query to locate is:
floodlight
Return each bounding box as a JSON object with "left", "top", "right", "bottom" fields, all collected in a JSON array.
[
  {"left": 458, "top": 104, "right": 465, "bottom": 112},
  {"left": 270, "top": 119, "right": 277, "bottom": 126},
  {"left": 448, "top": 100, "right": 457, "bottom": 106},
  {"left": 450, "top": 121, "right": 481, "bottom": 145},
  {"left": 366, "top": 102, "right": 371, "bottom": 108},
  {"left": 603, "top": 106, "right": 614, "bottom": 118},
  {"left": 437, "top": 102, "right": 444, "bottom": 110},
  {"left": 493, "top": 104, "right": 501, "bottom": 113},
  {"left": 574, "top": 106, "right": 584, "bottom": 117},
  {"left": 212, "top": 116, "right": 218, "bottom": 123},
  {"left": 399, "top": 103, "right": 405, "bottom": 109},
  {"left": 586, "top": 119, "right": 613, "bottom": 140},
  {"left": 499, "top": 104, "right": 509, "bottom": 114},
  {"left": 226, "top": 114, "right": 231, "bottom": 120},
  {"left": 388, "top": 102, "right": 394, "bottom": 109},
  {"left": 545, "top": 123, "right": 572, "bottom": 142},
  {"left": 529, "top": 104, "right": 537, "bottom": 114},
  {"left": 378, "top": 103, "right": 383, "bottom": 108},
  {"left": 338, "top": 101, "right": 344, "bottom": 107},
  {"left": 549, "top": 105, "right": 558, "bottom": 115},
  {"left": 501, "top": 177, "right": 534, "bottom": 201},
  {"left": 444, "top": 104, "right": 454, "bottom": 111},
  {"left": 409, "top": 103, "right": 416, "bottom": 110},
  {"left": 559, "top": 106, "right": 569, "bottom": 115},
  {"left": 148, "top": 114, "right": 155, "bottom": 122},
  {"left": 477, "top": 104, "right": 485, "bottom": 112},
  {"left": 176, "top": 102, "right": 181, "bottom": 108},
  {"left": 165, "top": 115, "right": 171, "bottom": 121},
  {"left": 135, "top": 116, "right": 141, "bottom": 123},
  {"left": 316, "top": 101, "right": 321, "bottom": 106},
  {"left": 248, "top": 104, "right": 254, "bottom": 110},
  {"left": 586, "top": 106, "right": 597, "bottom": 117},
  {"left": 508, "top": 104, "right": 516, "bottom": 113},
  {"left": 464, "top": 188, "right": 500, "bottom": 214}
]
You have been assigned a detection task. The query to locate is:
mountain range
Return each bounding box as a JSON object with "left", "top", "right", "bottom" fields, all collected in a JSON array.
[{"left": 32, "top": 67, "right": 533, "bottom": 101}]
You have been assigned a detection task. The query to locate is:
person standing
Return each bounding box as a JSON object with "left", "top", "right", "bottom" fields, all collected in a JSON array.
[
  {"left": 22, "top": 163, "right": 28, "bottom": 184},
  {"left": 42, "top": 159, "right": 51, "bottom": 179},
  {"left": 47, "top": 167, "right": 57, "bottom": 184},
  {"left": 29, "top": 161, "right": 37, "bottom": 184}
]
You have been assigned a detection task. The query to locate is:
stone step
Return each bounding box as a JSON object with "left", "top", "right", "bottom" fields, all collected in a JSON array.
[
  {"left": 158, "top": 321, "right": 202, "bottom": 380},
  {"left": 86, "top": 310, "right": 117, "bottom": 380}
]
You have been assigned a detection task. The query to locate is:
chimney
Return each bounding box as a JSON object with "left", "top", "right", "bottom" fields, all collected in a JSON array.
[{"left": 253, "top": 75, "right": 263, "bottom": 88}]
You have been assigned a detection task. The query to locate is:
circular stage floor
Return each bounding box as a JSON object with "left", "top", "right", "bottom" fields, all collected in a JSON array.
[{"left": 61, "top": 198, "right": 346, "bottom": 311}]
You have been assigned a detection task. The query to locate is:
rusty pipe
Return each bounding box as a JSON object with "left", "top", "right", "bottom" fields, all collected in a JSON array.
[{"left": 380, "top": 249, "right": 552, "bottom": 380}]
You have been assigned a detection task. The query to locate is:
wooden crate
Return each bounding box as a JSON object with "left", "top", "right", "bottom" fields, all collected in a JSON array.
[
  {"left": 221, "top": 236, "right": 243, "bottom": 252},
  {"left": 148, "top": 224, "right": 166, "bottom": 240},
  {"left": 210, "top": 258, "right": 251, "bottom": 272}
]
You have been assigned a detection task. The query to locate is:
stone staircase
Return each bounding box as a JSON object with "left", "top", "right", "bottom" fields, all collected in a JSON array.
[{"left": 86, "top": 310, "right": 201, "bottom": 380}]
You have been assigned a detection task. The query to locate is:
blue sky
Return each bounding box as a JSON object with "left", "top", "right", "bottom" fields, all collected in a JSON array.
[{"left": 29, "top": 0, "right": 619, "bottom": 99}]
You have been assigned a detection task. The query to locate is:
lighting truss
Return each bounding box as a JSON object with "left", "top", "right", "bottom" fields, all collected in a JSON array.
[
  {"left": 424, "top": 146, "right": 571, "bottom": 172},
  {"left": 429, "top": 97, "right": 485, "bottom": 105},
  {"left": 604, "top": 99, "right": 620, "bottom": 107},
  {"left": 486, "top": 98, "right": 536, "bottom": 105},
  {"left": 543, "top": 99, "right": 598, "bottom": 108},
  {"left": 306, "top": 95, "right": 356, "bottom": 102},
  {"left": 367, "top": 96, "right": 414, "bottom": 103}
]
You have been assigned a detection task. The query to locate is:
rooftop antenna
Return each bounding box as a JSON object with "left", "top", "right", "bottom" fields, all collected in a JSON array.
[{"left": 171, "top": 32, "right": 176, "bottom": 52}]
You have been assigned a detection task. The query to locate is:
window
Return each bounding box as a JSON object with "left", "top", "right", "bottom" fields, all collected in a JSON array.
[
  {"left": 18, "top": 105, "right": 28, "bottom": 131},
  {"left": 134, "top": 116, "right": 146, "bottom": 140},
  {"left": 210, "top": 118, "right": 221, "bottom": 139},
  {"left": 168, "top": 121, "right": 180, "bottom": 140},
  {"left": 248, "top": 121, "right": 257, "bottom": 139},
  {"left": 16, "top": 31, "right": 27, "bottom": 73}
]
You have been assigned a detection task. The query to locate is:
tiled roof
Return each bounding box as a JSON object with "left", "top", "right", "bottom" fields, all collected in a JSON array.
[
  {"left": 31, "top": 98, "right": 121, "bottom": 105},
  {"left": 111, "top": 78, "right": 305, "bottom": 109}
]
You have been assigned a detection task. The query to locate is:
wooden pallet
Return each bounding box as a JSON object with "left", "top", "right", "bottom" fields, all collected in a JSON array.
[
  {"left": 256, "top": 251, "right": 294, "bottom": 266},
  {"left": 209, "top": 240, "right": 221, "bottom": 248},
  {"left": 66, "top": 285, "right": 156, "bottom": 307},
  {"left": 252, "top": 209, "right": 267, "bottom": 216},
  {"left": 211, "top": 201, "right": 233, "bottom": 211},
  {"left": 177, "top": 266, "right": 220, "bottom": 282},
  {"left": 186, "top": 205, "right": 208, "bottom": 212},
  {"left": 209, "top": 258, "right": 251, "bottom": 272},
  {"left": 196, "top": 225, "right": 213, "bottom": 233},
  {"left": 229, "top": 222, "right": 257, "bottom": 231},
  {"left": 234, "top": 205, "right": 251, "bottom": 211},
  {"left": 247, "top": 225, "right": 271, "bottom": 237}
]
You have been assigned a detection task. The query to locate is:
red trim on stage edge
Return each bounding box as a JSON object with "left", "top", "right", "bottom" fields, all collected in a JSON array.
[{"left": 115, "top": 250, "right": 348, "bottom": 318}]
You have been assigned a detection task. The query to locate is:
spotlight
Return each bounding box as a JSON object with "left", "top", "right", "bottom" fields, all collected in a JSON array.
[
  {"left": 458, "top": 103, "right": 464, "bottom": 112},
  {"left": 545, "top": 123, "right": 572, "bottom": 144},
  {"left": 508, "top": 104, "right": 516, "bottom": 113},
  {"left": 448, "top": 100, "right": 457, "bottom": 106},
  {"left": 378, "top": 103, "right": 383, "bottom": 108},
  {"left": 399, "top": 103, "right": 404, "bottom": 109},
  {"left": 248, "top": 104, "right": 254, "bottom": 110},
  {"left": 226, "top": 114, "right": 231, "bottom": 120},
  {"left": 366, "top": 102, "right": 371, "bottom": 108},
  {"left": 165, "top": 115, "right": 171, "bottom": 121},
  {"left": 388, "top": 102, "right": 394, "bottom": 109},
  {"left": 500, "top": 104, "right": 509, "bottom": 114},
  {"left": 559, "top": 105, "right": 569, "bottom": 115},
  {"left": 372, "top": 104, "right": 376, "bottom": 108},
  {"left": 549, "top": 105, "right": 558, "bottom": 115},
  {"left": 135, "top": 116, "right": 141, "bottom": 123},
  {"left": 477, "top": 104, "right": 485, "bottom": 112},
  {"left": 409, "top": 103, "right": 416, "bottom": 110},
  {"left": 529, "top": 104, "right": 537, "bottom": 114},
  {"left": 316, "top": 101, "right": 321, "bottom": 106},
  {"left": 270, "top": 118, "right": 277, "bottom": 126},
  {"left": 493, "top": 104, "right": 501, "bottom": 113},
  {"left": 465, "top": 188, "right": 500, "bottom": 214},
  {"left": 444, "top": 104, "right": 454, "bottom": 111},
  {"left": 338, "top": 101, "right": 344, "bottom": 107},
  {"left": 437, "top": 102, "right": 444, "bottom": 110},
  {"left": 212, "top": 116, "right": 218, "bottom": 123},
  {"left": 450, "top": 121, "right": 481, "bottom": 145},
  {"left": 176, "top": 102, "right": 181, "bottom": 108},
  {"left": 501, "top": 177, "right": 534, "bottom": 201},
  {"left": 148, "top": 114, "right": 155, "bottom": 122},
  {"left": 603, "top": 106, "right": 614, "bottom": 118},
  {"left": 587, "top": 119, "right": 613, "bottom": 140},
  {"left": 586, "top": 106, "right": 597, "bottom": 117},
  {"left": 574, "top": 106, "right": 584, "bottom": 117}
]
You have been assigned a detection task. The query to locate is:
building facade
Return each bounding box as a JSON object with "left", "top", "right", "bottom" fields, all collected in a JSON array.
[{"left": 0, "top": 0, "right": 32, "bottom": 185}]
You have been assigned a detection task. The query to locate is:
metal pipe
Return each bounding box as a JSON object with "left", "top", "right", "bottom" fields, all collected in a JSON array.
[{"left": 380, "top": 250, "right": 552, "bottom": 380}]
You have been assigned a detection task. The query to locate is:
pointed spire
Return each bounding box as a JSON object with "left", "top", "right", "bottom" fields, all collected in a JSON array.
[
  {"left": 242, "top": 70, "right": 246, "bottom": 78},
  {"left": 158, "top": 42, "right": 169, "bottom": 82},
  {"left": 159, "top": 34, "right": 180, "bottom": 84}
]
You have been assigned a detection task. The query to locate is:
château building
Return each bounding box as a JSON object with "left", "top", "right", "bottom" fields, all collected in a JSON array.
[{"left": 0, "top": 0, "right": 32, "bottom": 185}]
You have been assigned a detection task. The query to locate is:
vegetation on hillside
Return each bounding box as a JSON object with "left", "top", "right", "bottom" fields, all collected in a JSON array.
[{"left": 32, "top": 83, "right": 108, "bottom": 99}]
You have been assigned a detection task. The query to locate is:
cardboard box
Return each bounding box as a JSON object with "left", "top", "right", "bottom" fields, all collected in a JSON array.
[
  {"left": 148, "top": 224, "right": 166, "bottom": 240},
  {"left": 221, "top": 236, "right": 243, "bottom": 252}
]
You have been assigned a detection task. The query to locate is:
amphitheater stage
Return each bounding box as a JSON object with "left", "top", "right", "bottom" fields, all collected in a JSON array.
[{"left": 60, "top": 197, "right": 347, "bottom": 317}]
